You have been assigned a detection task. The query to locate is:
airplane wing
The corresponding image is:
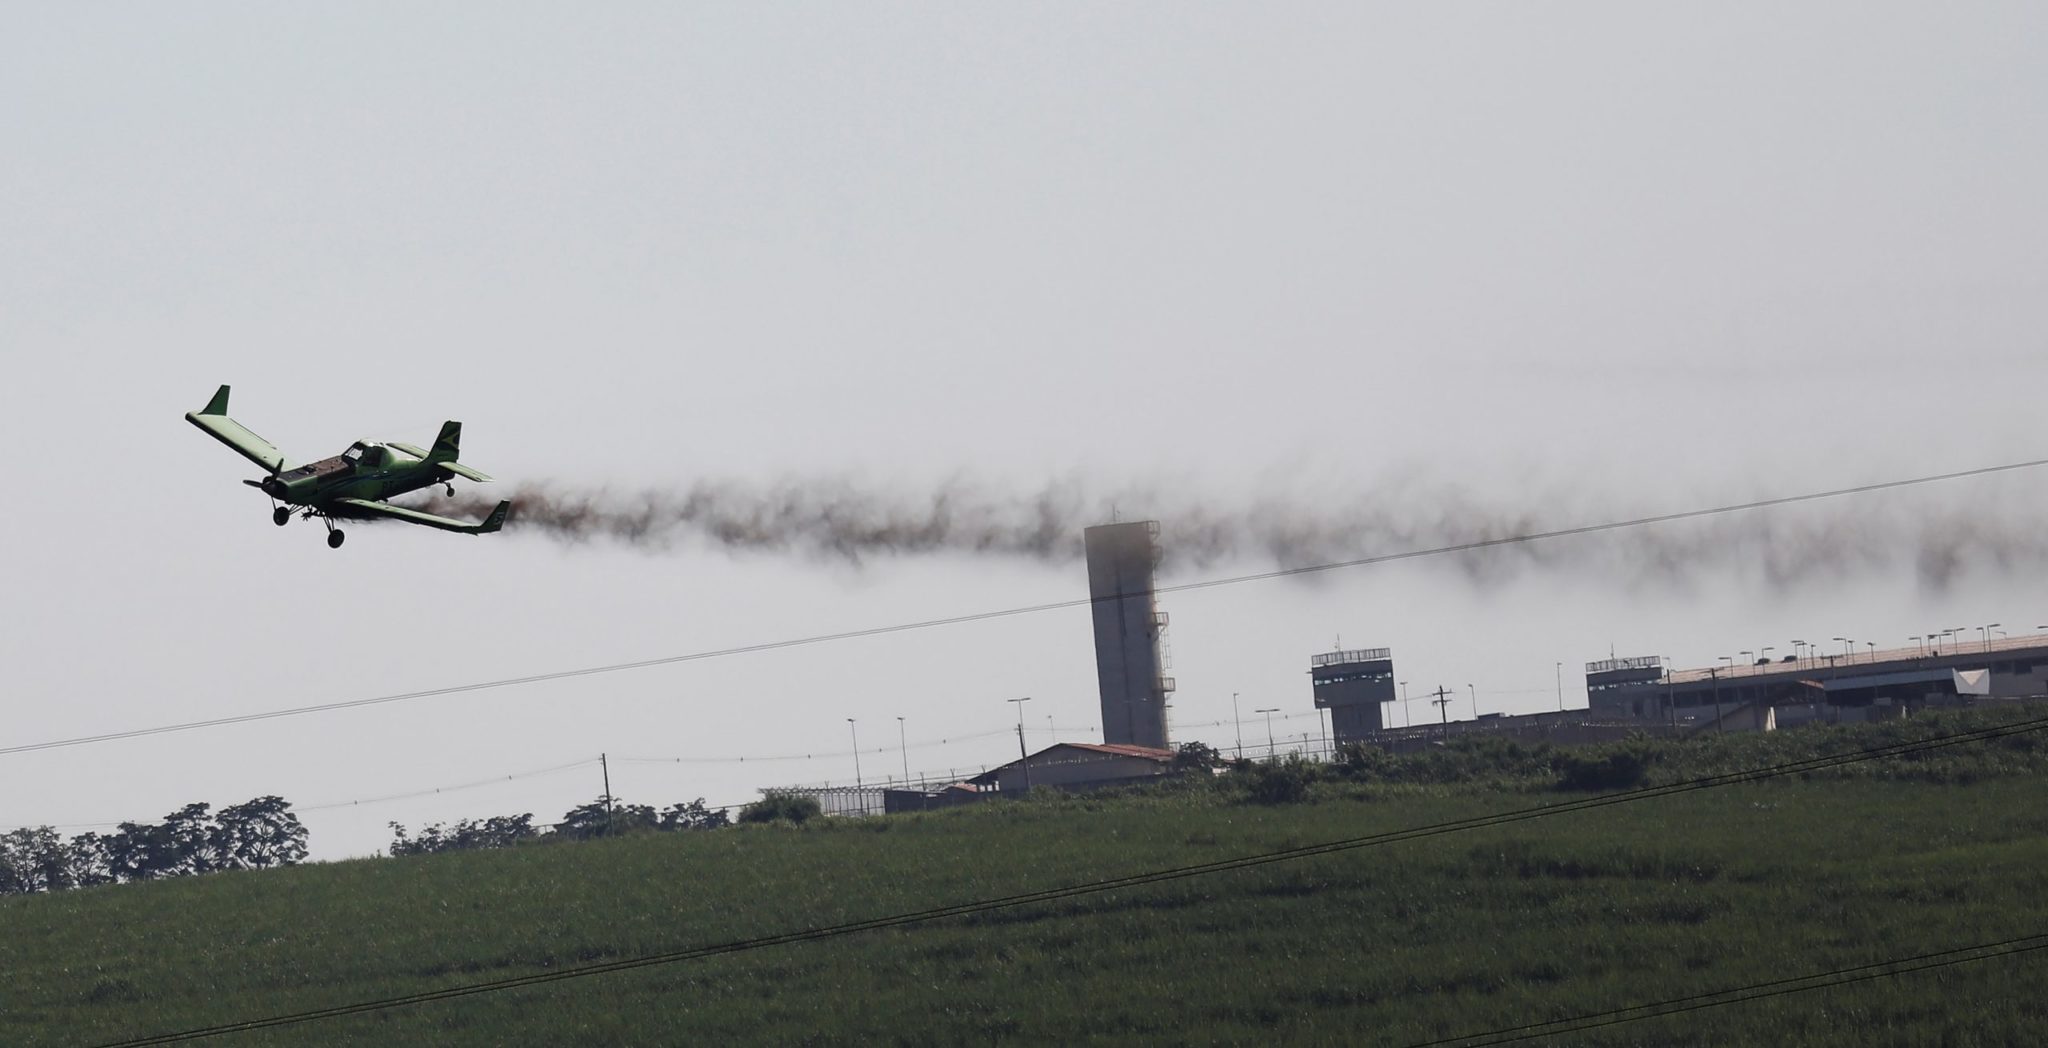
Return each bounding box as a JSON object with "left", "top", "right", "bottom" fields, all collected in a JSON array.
[
  {"left": 388, "top": 441, "right": 490, "bottom": 482},
  {"left": 185, "top": 385, "right": 296, "bottom": 474},
  {"left": 334, "top": 497, "right": 511, "bottom": 535},
  {"left": 438, "top": 461, "right": 493, "bottom": 483}
]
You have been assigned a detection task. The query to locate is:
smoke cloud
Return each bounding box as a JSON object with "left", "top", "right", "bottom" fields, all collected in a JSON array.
[{"left": 411, "top": 476, "right": 2048, "bottom": 591}]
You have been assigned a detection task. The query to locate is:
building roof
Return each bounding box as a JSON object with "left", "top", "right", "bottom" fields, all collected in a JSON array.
[
  {"left": 967, "top": 742, "right": 1178, "bottom": 784},
  {"left": 1057, "top": 742, "right": 1177, "bottom": 762}
]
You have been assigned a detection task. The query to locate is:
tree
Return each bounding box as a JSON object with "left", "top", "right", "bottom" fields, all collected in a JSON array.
[
  {"left": 64, "top": 832, "right": 115, "bottom": 888},
  {"left": 389, "top": 814, "right": 539, "bottom": 856},
  {"left": 213, "top": 796, "right": 308, "bottom": 870},
  {"left": 659, "top": 799, "right": 731, "bottom": 831},
  {"left": 738, "top": 793, "right": 821, "bottom": 825},
  {"left": 159, "top": 803, "right": 224, "bottom": 877},
  {"left": 105, "top": 820, "right": 173, "bottom": 883},
  {"left": 0, "top": 827, "right": 71, "bottom": 895},
  {"left": 1172, "top": 741, "right": 1224, "bottom": 773}
]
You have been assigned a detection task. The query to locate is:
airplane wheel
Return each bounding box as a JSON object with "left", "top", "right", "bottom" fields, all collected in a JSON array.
[
  {"left": 445, "top": 484, "right": 456, "bottom": 497},
  {"left": 273, "top": 507, "right": 292, "bottom": 526},
  {"left": 327, "top": 530, "right": 346, "bottom": 549}
]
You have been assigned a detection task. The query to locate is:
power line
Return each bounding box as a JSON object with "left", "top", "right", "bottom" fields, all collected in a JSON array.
[
  {"left": 0, "top": 758, "right": 607, "bottom": 833},
  {"left": 99, "top": 708, "right": 2048, "bottom": 1045},
  {"left": 18, "top": 456, "right": 2044, "bottom": 762},
  {"left": 1405, "top": 932, "right": 2048, "bottom": 1046}
]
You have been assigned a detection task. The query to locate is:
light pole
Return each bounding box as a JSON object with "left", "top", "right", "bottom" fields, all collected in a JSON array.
[
  {"left": 1715, "top": 656, "right": 1734, "bottom": 733},
  {"left": 1554, "top": 662, "right": 1564, "bottom": 712},
  {"left": 1006, "top": 697, "right": 1032, "bottom": 792},
  {"left": 1255, "top": 708, "right": 1280, "bottom": 759},
  {"left": 1980, "top": 623, "right": 2002, "bottom": 652},
  {"left": 896, "top": 716, "right": 909, "bottom": 783},
  {"left": 1833, "top": 637, "right": 1852, "bottom": 663},
  {"left": 1399, "top": 681, "right": 1410, "bottom": 728},
  {"left": 846, "top": 718, "right": 863, "bottom": 796},
  {"left": 1231, "top": 692, "right": 1244, "bottom": 759},
  {"left": 1467, "top": 683, "right": 1477, "bottom": 719},
  {"left": 1792, "top": 639, "right": 1807, "bottom": 667},
  {"left": 1865, "top": 641, "right": 1874, "bottom": 664},
  {"left": 1661, "top": 659, "right": 1676, "bottom": 727},
  {"left": 1910, "top": 635, "right": 1924, "bottom": 656}
]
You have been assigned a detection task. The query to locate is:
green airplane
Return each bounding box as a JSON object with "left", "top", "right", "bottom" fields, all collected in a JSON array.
[{"left": 186, "top": 385, "right": 511, "bottom": 549}]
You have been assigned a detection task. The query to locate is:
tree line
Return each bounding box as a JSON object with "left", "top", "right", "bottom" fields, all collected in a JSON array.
[
  {"left": 0, "top": 796, "right": 307, "bottom": 896},
  {"left": 389, "top": 794, "right": 752, "bottom": 855}
]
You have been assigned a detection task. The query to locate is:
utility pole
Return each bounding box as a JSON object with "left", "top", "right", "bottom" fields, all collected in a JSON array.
[
  {"left": 1709, "top": 664, "right": 1726, "bottom": 734},
  {"left": 1555, "top": 662, "right": 1564, "bottom": 712},
  {"left": 1468, "top": 683, "right": 1477, "bottom": 719},
  {"left": 896, "top": 716, "right": 909, "bottom": 783},
  {"left": 1400, "top": 681, "right": 1409, "bottom": 728},
  {"left": 1256, "top": 708, "right": 1280, "bottom": 759},
  {"left": 600, "top": 752, "right": 615, "bottom": 837},
  {"left": 1231, "top": 691, "right": 1244, "bottom": 759},
  {"left": 1430, "top": 687, "right": 1453, "bottom": 740},
  {"left": 847, "top": 719, "right": 864, "bottom": 798},
  {"left": 1007, "top": 696, "right": 1033, "bottom": 792}
]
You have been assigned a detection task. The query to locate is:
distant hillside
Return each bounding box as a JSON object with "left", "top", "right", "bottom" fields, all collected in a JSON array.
[{"left": 7, "top": 708, "right": 2048, "bottom": 1046}]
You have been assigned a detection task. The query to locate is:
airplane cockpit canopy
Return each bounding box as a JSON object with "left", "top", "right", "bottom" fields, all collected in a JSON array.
[{"left": 342, "top": 442, "right": 385, "bottom": 468}]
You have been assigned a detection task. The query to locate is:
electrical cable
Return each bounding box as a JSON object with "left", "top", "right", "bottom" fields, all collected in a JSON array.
[
  {"left": 1402, "top": 932, "right": 2048, "bottom": 1046},
  {"left": 13, "top": 456, "right": 2044, "bottom": 762},
  {"left": 97, "top": 708, "right": 2048, "bottom": 1045},
  {"left": 0, "top": 758, "right": 607, "bottom": 833}
]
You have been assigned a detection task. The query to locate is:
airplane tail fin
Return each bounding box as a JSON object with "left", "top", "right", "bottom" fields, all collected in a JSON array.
[
  {"left": 477, "top": 499, "right": 512, "bottom": 534},
  {"left": 427, "top": 421, "right": 462, "bottom": 464},
  {"left": 200, "top": 384, "right": 231, "bottom": 416}
]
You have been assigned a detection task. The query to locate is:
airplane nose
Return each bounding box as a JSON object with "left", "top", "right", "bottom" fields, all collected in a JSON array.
[{"left": 261, "top": 477, "right": 286, "bottom": 498}]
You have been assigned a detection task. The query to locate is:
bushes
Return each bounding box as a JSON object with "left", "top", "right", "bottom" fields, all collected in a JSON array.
[
  {"left": 1242, "top": 757, "right": 1321, "bottom": 805},
  {"left": 1553, "top": 745, "right": 1654, "bottom": 792},
  {"left": 738, "top": 793, "right": 823, "bottom": 825}
]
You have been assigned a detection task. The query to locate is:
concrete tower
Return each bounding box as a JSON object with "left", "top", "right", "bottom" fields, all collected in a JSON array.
[
  {"left": 1312, "top": 647, "right": 1396, "bottom": 745},
  {"left": 1085, "top": 521, "right": 1172, "bottom": 749}
]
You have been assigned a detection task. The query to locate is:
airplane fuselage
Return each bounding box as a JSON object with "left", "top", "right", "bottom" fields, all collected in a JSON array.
[{"left": 259, "top": 442, "right": 451, "bottom": 514}]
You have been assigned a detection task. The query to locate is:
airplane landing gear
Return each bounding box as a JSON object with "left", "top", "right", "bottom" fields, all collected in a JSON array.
[
  {"left": 273, "top": 506, "right": 292, "bottom": 527},
  {"left": 445, "top": 484, "right": 456, "bottom": 497},
  {"left": 327, "top": 529, "right": 346, "bottom": 549}
]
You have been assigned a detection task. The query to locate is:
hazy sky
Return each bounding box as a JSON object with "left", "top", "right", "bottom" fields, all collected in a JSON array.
[{"left": 5, "top": 3, "right": 2046, "bottom": 859}]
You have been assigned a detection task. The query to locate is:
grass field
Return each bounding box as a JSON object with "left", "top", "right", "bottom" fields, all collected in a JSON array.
[{"left": 7, "top": 712, "right": 2048, "bottom": 1046}]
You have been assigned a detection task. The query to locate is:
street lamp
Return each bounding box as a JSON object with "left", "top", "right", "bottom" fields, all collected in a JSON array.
[
  {"left": 1468, "top": 683, "right": 1477, "bottom": 719},
  {"left": 1554, "top": 662, "right": 1564, "bottom": 712},
  {"left": 1980, "top": 623, "right": 2002, "bottom": 652},
  {"left": 1006, "top": 697, "right": 1033, "bottom": 792},
  {"left": 896, "top": 716, "right": 909, "bottom": 783},
  {"left": 1231, "top": 692, "right": 1244, "bottom": 759},
  {"left": 1791, "top": 639, "right": 1807, "bottom": 666},
  {"left": 1909, "top": 635, "right": 1924, "bottom": 656},
  {"left": 846, "top": 718, "right": 863, "bottom": 794},
  {"left": 1713, "top": 657, "right": 1733, "bottom": 734},
  {"left": 1865, "top": 641, "right": 1875, "bottom": 663},
  {"left": 1255, "top": 708, "right": 1280, "bottom": 759},
  {"left": 1399, "top": 681, "right": 1409, "bottom": 728},
  {"left": 1832, "top": 637, "right": 1852, "bottom": 662}
]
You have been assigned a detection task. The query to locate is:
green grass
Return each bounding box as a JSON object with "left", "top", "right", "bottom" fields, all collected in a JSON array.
[{"left": 7, "top": 713, "right": 2048, "bottom": 1045}]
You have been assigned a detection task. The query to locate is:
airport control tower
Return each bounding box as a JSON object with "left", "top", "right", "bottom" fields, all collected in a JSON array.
[
  {"left": 1085, "top": 521, "right": 1173, "bottom": 749},
  {"left": 1311, "top": 648, "right": 1396, "bottom": 745}
]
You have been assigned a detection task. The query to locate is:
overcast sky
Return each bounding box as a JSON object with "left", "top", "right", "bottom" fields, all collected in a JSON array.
[{"left": 4, "top": 3, "right": 2046, "bottom": 860}]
